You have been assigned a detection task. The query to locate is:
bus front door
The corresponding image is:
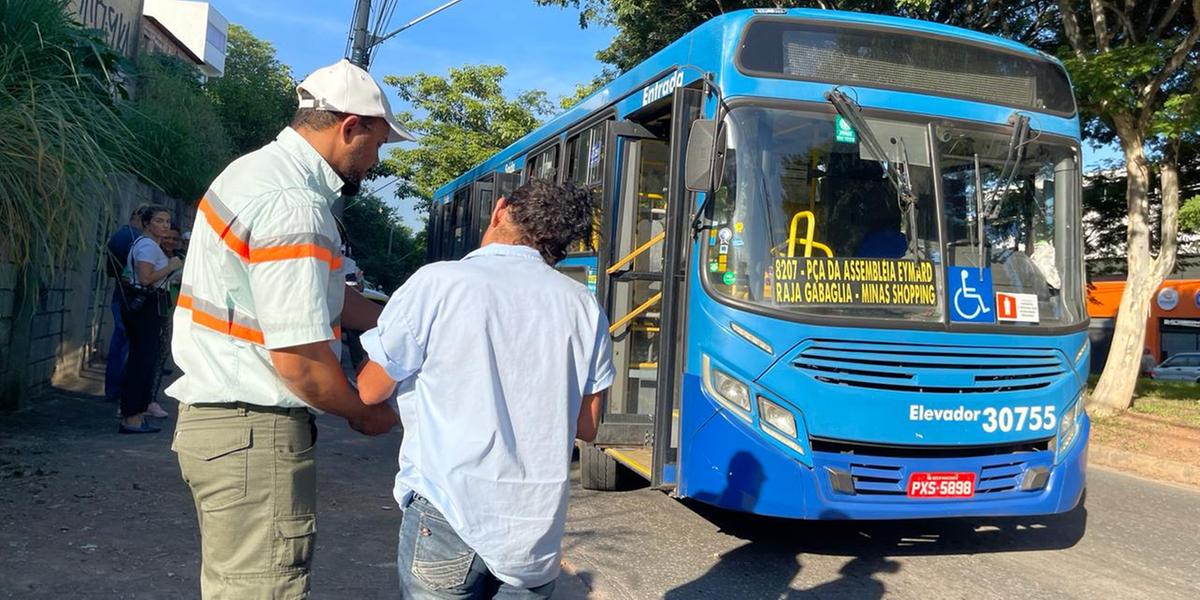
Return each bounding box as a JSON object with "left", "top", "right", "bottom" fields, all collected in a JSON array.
[{"left": 583, "top": 87, "right": 702, "bottom": 491}]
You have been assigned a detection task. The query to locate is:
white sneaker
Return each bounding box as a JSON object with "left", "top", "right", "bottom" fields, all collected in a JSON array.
[{"left": 145, "top": 402, "right": 170, "bottom": 419}]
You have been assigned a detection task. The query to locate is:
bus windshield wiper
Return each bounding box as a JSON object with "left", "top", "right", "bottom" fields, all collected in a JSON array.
[
  {"left": 982, "top": 113, "right": 1032, "bottom": 222},
  {"left": 825, "top": 88, "right": 920, "bottom": 257},
  {"left": 971, "top": 113, "right": 1031, "bottom": 268}
]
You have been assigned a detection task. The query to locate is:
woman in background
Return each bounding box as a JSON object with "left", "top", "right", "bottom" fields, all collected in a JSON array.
[{"left": 118, "top": 206, "right": 182, "bottom": 433}]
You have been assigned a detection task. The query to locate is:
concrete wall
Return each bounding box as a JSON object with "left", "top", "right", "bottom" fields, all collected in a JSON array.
[
  {"left": 0, "top": 262, "right": 15, "bottom": 396},
  {"left": 0, "top": 176, "right": 183, "bottom": 409},
  {"left": 68, "top": 0, "right": 146, "bottom": 59}
]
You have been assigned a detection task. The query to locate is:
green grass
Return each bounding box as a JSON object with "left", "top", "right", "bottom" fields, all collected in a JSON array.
[
  {"left": 1128, "top": 397, "right": 1200, "bottom": 428},
  {"left": 1086, "top": 375, "right": 1200, "bottom": 427}
]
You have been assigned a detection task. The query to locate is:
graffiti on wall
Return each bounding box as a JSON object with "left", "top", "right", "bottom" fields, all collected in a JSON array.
[{"left": 70, "top": 0, "right": 143, "bottom": 58}]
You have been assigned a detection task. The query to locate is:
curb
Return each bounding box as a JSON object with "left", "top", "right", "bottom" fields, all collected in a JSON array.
[{"left": 1089, "top": 442, "right": 1200, "bottom": 488}]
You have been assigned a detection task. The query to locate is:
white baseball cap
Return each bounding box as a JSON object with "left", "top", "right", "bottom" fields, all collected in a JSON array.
[{"left": 296, "top": 59, "right": 415, "bottom": 143}]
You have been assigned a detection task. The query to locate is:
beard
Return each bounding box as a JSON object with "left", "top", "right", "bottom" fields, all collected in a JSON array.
[
  {"left": 336, "top": 145, "right": 378, "bottom": 197},
  {"left": 340, "top": 176, "right": 362, "bottom": 197}
]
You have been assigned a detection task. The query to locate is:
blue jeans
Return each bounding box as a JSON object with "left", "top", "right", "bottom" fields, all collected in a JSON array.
[
  {"left": 397, "top": 495, "right": 556, "bottom": 600},
  {"left": 104, "top": 299, "right": 128, "bottom": 401}
]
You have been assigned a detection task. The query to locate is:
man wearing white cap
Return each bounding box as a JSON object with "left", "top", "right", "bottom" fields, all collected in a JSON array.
[{"left": 168, "top": 59, "right": 409, "bottom": 599}]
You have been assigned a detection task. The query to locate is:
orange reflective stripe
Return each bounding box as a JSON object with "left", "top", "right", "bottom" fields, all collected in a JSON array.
[
  {"left": 177, "top": 294, "right": 265, "bottom": 345},
  {"left": 332, "top": 325, "right": 342, "bottom": 339},
  {"left": 198, "top": 198, "right": 250, "bottom": 259},
  {"left": 248, "top": 243, "right": 342, "bottom": 269}
]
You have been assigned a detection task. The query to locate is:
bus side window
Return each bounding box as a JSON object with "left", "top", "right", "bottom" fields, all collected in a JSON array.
[
  {"left": 475, "top": 174, "right": 495, "bottom": 246},
  {"left": 566, "top": 120, "right": 609, "bottom": 254},
  {"left": 528, "top": 145, "right": 560, "bottom": 183},
  {"left": 497, "top": 171, "right": 520, "bottom": 200},
  {"left": 452, "top": 187, "right": 469, "bottom": 258},
  {"left": 440, "top": 201, "right": 453, "bottom": 260}
]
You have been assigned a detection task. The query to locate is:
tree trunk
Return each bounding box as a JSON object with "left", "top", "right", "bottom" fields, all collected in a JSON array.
[{"left": 1089, "top": 127, "right": 1181, "bottom": 415}]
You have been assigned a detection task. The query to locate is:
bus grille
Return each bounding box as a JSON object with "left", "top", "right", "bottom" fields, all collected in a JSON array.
[
  {"left": 844, "top": 459, "right": 1031, "bottom": 496},
  {"left": 792, "top": 339, "right": 1067, "bottom": 394},
  {"left": 849, "top": 462, "right": 904, "bottom": 495}
]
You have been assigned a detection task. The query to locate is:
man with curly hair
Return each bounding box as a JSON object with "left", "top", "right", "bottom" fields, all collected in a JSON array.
[{"left": 356, "top": 178, "right": 614, "bottom": 599}]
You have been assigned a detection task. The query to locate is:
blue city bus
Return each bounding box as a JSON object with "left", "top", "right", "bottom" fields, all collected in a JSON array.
[{"left": 426, "top": 8, "right": 1089, "bottom": 519}]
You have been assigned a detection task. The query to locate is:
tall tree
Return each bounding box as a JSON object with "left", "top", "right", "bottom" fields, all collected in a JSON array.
[
  {"left": 204, "top": 24, "right": 296, "bottom": 156},
  {"left": 380, "top": 65, "right": 554, "bottom": 214},
  {"left": 1062, "top": 0, "right": 1198, "bottom": 414}
]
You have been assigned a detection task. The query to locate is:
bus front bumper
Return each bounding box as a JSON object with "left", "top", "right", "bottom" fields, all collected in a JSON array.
[{"left": 678, "top": 385, "right": 1089, "bottom": 520}]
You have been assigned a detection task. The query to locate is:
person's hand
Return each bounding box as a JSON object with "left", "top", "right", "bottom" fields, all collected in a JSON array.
[
  {"left": 350, "top": 403, "right": 398, "bottom": 436},
  {"left": 168, "top": 256, "right": 184, "bottom": 272}
]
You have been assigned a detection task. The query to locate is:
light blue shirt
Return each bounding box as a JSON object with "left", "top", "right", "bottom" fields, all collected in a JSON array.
[{"left": 360, "top": 243, "right": 615, "bottom": 588}]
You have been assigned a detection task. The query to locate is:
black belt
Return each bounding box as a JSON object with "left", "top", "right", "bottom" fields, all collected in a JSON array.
[{"left": 190, "top": 402, "right": 311, "bottom": 416}]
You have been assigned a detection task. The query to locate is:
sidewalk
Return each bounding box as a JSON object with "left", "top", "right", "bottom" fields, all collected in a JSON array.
[{"left": 0, "top": 386, "right": 592, "bottom": 599}]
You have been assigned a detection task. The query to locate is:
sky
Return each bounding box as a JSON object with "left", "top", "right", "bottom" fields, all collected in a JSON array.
[
  {"left": 212, "top": 1, "right": 1121, "bottom": 227},
  {"left": 213, "top": 0, "right": 616, "bottom": 227}
]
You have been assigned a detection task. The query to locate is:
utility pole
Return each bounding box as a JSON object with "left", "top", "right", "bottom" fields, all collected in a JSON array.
[
  {"left": 347, "top": 0, "right": 466, "bottom": 70},
  {"left": 349, "top": 0, "right": 373, "bottom": 69}
]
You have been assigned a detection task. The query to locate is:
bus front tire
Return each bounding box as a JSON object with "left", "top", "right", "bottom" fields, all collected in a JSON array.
[{"left": 579, "top": 442, "right": 620, "bottom": 491}]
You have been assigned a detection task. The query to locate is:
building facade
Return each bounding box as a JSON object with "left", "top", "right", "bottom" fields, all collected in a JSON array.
[{"left": 1088, "top": 272, "right": 1200, "bottom": 372}]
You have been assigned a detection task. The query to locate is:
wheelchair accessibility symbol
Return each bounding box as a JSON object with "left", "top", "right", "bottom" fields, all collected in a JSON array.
[{"left": 948, "top": 267, "right": 996, "bottom": 323}]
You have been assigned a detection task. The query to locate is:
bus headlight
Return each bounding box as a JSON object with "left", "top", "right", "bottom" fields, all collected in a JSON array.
[
  {"left": 702, "top": 355, "right": 751, "bottom": 420},
  {"left": 1056, "top": 397, "right": 1084, "bottom": 462},
  {"left": 757, "top": 396, "right": 806, "bottom": 456},
  {"left": 758, "top": 396, "right": 796, "bottom": 438}
]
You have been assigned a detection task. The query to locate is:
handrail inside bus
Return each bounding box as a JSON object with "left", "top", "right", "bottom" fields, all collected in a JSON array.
[
  {"left": 609, "top": 292, "right": 662, "bottom": 334},
  {"left": 787, "top": 211, "right": 834, "bottom": 258},
  {"left": 607, "top": 231, "right": 667, "bottom": 274}
]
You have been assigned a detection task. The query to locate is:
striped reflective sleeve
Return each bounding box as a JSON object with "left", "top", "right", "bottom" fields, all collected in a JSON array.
[
  {"left": 248, "top": 232, "right": 344, "bottom": 270},
  {"left": 197, "top": 192, "right": 251, "bottom": 260},
  {"left": 176, "top": 284, "right": 265, "bottom": 345},
  {"left": 245, "top": 205, "right": 341, "bottom": 349}
]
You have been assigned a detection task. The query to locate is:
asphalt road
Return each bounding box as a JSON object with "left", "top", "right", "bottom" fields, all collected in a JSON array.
[
  {"left": 3, "top": 392, "right": 1197, "bottom": 599},
  {"left": 562, "top": 464, "right": 1200, "bottom": 600}
]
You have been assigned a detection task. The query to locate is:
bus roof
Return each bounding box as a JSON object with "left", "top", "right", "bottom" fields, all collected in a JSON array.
[{"left": 431, "top": 8, "right": 1068, "bottom": 204}]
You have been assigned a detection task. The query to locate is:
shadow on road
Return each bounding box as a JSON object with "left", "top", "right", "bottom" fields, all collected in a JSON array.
[{"left": 663, "top": 451, "right": 1087, "bottom": 599}]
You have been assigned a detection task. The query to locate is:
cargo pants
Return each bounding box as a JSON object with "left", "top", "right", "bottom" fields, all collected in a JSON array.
[{"left": 173, "top": 402, "right": 318, "bottom": 599}]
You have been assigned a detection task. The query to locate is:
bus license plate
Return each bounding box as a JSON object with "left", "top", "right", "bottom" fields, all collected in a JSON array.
[{"left": 907, "top": 472, "right": 976, "bottom": 498}]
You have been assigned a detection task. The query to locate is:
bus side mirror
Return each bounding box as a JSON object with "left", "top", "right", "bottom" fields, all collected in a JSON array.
[{"left": 685, "top": 119, "right": 725, "bottom": 193}]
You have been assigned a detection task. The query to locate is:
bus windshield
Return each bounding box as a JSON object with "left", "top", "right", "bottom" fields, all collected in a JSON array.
[
  {"left": 703, "top": 106, "right": 1085, "bottom": 327},
  {"left": 704, "top": 106, "right": 943, "bottom": 322},
  {"left": 939, "top": 125, "right": 1084, "bottom": 326}
]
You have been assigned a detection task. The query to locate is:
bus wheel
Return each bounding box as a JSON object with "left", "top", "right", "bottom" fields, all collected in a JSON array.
[{"left": 579, "top": 442, "right": 620, "bottom": 491}]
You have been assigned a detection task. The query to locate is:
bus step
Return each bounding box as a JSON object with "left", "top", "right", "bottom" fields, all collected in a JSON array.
[{"left": 603, "top": 447, "right": 653, "bottom": 480}]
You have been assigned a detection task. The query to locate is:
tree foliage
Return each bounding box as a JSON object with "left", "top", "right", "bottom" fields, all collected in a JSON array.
[
  {"left": 0, "top": 0, "right": 145, "bottom": 272},
  {"left": 341, "top": 193, "right": 424, "bottom": 294},
  {"left": 559, "top": 68, "right": 617, "bottom": 109},
  {"left": 204, "top": 24, "right": 296, "bottom": 156},
  {"left": 1181, "top": 195, "right": 1200, "bottom": 231},
  {"left": 380, "top": 65, "right": 554, "bottom": 214},
  {"left": 1059, "top": 0, "right": 1198, "bottom": 413},
  {"left": 122, "top": 54, "right": 233, "bottom": 203}
]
